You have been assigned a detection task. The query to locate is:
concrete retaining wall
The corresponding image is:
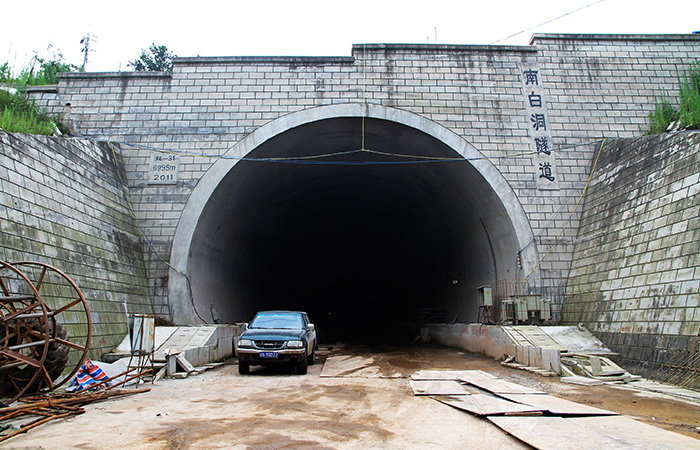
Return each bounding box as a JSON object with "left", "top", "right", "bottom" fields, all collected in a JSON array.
[
  {"left": 426, "top": 323, "right": 516, "bottom": 360},
  {"left": 0, "top": 132, "right": 154, "bottom": 359},
  {"left": 564, "top": 132, "right": 700, "bottom": 377}
]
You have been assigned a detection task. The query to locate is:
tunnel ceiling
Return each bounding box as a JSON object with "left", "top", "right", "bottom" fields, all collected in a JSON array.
[{"left": 189, "top": 117, "right": 520, "bottom": 341}]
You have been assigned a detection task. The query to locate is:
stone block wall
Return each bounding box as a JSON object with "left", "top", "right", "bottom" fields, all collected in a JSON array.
[
  {"left": 0, "top": 132, "right": 154, "bottom": 359},
  {"left": 26, "top": 85, "right": 63, "bottom": 116},
  {"left": 532, "top": 34, "right": 700, "bottom": 295},
  {"left": 564, "top": 131, "right": 700, "bottom": 377},
  {"left": 23, "top": 34, "right": 700, "bottom": 323},
  {"left": 533, "top": 34, "right": 699, "bottom": 139}
]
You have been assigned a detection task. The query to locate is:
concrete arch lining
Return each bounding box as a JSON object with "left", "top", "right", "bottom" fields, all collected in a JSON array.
[{"left": 169, "top": 104, "right": 538, "bottom": 326}]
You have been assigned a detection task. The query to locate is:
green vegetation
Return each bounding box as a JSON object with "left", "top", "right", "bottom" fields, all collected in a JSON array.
[
  {"left": 648, "top": 96, "right": 679, "bottom": 134},
  {"left": 678, "top": 61, "right": 700, "bottom": 129},
  {"left": 0, "top": 46, "right": 79, "bottom": 135},
  {"left": 128, "top": 44, "right": 176, "bottom": 72},
  {"left": 648, "top": 61, "right": 700, "bottom": 134},
  {"left": 0, "top": 90, "right": 58, "bottom": 135},
  {"left": 0, "top": 47, "right": 81, "bottom": 86}
]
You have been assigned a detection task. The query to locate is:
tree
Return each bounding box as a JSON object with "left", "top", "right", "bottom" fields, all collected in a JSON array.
[{"left": 128, "top": 44, "right": 176, "bottom": 72}]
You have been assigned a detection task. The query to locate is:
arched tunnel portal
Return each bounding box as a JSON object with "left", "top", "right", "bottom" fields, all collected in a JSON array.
[{"left": 169, "top": 105, "right": 538, "bottom": 342}]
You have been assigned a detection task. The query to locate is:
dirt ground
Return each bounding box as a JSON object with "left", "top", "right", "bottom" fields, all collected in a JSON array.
[{"left": 4, "top": 344, "right": 700, "bottom": 449}]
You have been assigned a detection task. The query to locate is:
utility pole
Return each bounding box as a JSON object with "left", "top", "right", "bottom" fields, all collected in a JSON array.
[{"left": 80, "top": 33, "right": 93, "bottom": 70}]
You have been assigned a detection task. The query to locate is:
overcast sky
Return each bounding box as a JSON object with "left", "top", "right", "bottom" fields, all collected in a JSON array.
[{"left": 2, "top": 0, "right": 699, "bottom": 72}]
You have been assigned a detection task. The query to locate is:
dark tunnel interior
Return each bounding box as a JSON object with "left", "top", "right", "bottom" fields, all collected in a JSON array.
[{"left": 188, "top": 117, "right": 520, "bottom": 342}]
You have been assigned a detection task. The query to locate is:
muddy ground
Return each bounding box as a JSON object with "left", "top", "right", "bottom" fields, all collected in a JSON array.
[{"left": 4, "top": 344, "right": 700, "bottom": 449}]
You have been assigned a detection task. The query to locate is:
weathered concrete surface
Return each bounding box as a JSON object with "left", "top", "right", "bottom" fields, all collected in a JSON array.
[
  {"left": 426, "top": 323, "right": 517, "bottom": 359},
  {"left": 5, "top": 345, "right": 699, "bottom": 449}
]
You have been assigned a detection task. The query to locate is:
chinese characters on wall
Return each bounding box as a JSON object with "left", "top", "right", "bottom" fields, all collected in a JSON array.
[{"left": 520, "top": 62, "right": 558, "bottom": 190}]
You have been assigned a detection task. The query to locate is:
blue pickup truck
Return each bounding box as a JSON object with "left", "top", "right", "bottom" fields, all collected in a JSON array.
[{"left": 236, "top": 311, "right": 318, "bottom": 375}]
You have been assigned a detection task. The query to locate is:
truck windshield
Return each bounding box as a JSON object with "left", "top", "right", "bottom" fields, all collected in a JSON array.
[{"left": 250, "top": 313, "right": 303, "bottom": 330}]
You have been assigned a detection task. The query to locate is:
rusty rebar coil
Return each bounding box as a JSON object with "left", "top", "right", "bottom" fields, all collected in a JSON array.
[{"left": 0, "top": 261, "right": 91, "bottom": 402}]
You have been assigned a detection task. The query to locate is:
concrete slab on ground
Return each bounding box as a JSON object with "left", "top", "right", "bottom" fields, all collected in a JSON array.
[
  {"left": 437, "top": 394, "right": 546, "bottom": 416},
  {"left": 411, "top": 369, "right": 498, "bottom": 380},
  {"left": 488, "top": 415, "right": 700, "bottom": 450},
  {"left": 498, "top": 393, "right": 618, "bottom": 416},
  {"left": 457, "top": 375, "right": 546, "bottom": 395},
  {"left": 408, "top": 380, "right": 471, "bottom": 396}
]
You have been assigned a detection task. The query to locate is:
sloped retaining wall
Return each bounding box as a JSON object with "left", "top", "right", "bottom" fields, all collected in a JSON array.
[
  {"left": 0, "top": 132, "right": 154, "bottom": 359},
  {"left": 564, "top": 132, "right": 700, "bottom": 377}
]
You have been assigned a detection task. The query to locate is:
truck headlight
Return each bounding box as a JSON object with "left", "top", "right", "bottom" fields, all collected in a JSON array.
[
  {"left": 238, "top": 339, "right": 253, "bottom": 347},
  {"left": 286, "top": 340, "right": 303, "bottom": 348}
]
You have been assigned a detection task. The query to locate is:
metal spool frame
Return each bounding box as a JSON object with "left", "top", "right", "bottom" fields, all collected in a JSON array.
[{"left": 0, "top": 261, "right": 91, "bottom": 402}]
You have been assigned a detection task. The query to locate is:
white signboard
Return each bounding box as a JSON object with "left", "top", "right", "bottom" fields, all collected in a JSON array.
[{"left": 148, "top": 152, "right": 179, "bottom": 184}]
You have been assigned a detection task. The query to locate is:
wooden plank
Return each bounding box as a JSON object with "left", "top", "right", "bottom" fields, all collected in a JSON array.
[
  {"left": 437, "top": 394, "right": 545, "bottom": 416},
  {"left": 499, "top": 393, "right": 618, "bottom": 416},
  {"left": 410, "top": 369, "right": 497, "bottom": 381},
  {"left": 457, "top": 375, "right": 546, "bottom": 395},
  {"left": 408, "top": 380, "right": 470, "bottom": 396},
  {"left": 488, "top": 415, "right": 700, "bottom": 450}
]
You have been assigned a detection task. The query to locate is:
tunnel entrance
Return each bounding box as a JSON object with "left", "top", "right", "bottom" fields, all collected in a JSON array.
[{"left": 171, "top": 106, "right": 535, "bottom": 341}]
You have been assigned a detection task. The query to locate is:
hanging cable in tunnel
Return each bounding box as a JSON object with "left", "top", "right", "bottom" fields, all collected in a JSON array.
[
  {"left": 75, "top": 130, "right": 617, "bottom": 166},
  {"left": 89, "top": 137, "right": 595, "bottom": 165}
]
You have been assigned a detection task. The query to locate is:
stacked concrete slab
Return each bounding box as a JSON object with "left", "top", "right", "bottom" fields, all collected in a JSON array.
[
  {"left": 154, "top": 325, "right": 235, "bottom": 366},
  {"left": 107, "top": 325, "right": 236, "bottom": 367}
]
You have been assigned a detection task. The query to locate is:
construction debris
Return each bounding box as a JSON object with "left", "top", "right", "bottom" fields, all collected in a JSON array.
[
  {"left": 0, "top": 388, "right": 150, "bottom": 443},
  {"left": 499, "top": 325, "right": 644, "bottom": 384},
  {"left": 560, "top": 353, "right": 641, "bottom": 383},
  {"left": 413, "top": 369, "right": 700, "bottom": 449}
]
